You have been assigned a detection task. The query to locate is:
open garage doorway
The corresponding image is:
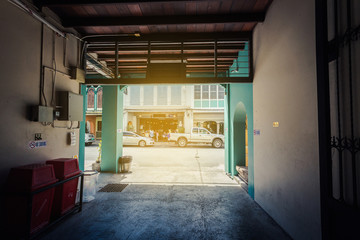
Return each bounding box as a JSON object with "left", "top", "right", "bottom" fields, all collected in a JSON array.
[{"left": 85, "top": 84, "right": 237, "bottom": 186}]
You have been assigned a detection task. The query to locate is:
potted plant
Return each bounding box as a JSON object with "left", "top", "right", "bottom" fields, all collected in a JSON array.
[{"left": 92, "top": 140, "right": 101, "bottom": 171}]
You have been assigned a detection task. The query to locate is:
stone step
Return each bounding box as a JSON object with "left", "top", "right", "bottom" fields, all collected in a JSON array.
[{"left": 236, "top": 165, "right": 248, "bottom": 183}]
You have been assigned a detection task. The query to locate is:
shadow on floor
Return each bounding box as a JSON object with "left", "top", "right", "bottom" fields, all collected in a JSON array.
[{"left": 40, "top": 184, "right": 291, "bottom": 240}]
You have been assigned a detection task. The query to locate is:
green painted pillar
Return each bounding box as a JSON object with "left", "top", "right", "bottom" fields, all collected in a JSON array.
[
  {"left": 78, "top": 84, "right": 86, "bottom": 171},
  {"left": 224, "top": 84, "right": 231, "bottom": 174},
  {"left": 101, "top": 86, "right": 123, "bottom": 172}
]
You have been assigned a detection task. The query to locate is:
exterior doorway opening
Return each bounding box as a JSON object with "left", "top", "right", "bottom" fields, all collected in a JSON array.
[
  {"left": 85, "top": 84, "right": 232, "bottom": 186},
  {"left": 233, "top": 102, "right": 248, "bottom": 184}
]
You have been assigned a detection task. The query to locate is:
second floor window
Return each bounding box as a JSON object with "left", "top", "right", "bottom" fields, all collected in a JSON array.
[
  {"left": 97, "top": 87, "right": 103, "bottom": 110},
  {"left": 194, "top": 85, "right": 201, "bottom": 99},
  {"left": 194, "top": 85, "right": 225, "bottom": 108},
  {"left": 157, "top": 85, "right": 167, "bottom": 105},
  {"left": 87, "top": 88, "right": 95, "bottom": 109},
  {"left": 130, "top": 86, "right": 140, "bottom": 105}
]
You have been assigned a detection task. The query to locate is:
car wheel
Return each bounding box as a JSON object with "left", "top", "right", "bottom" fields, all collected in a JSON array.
[
  {"left": 139, "top": 140, "right": 146, "bottom": 147},
  {"left": 178, "top": 138, "right": 187, "bottom": 147},
  {"left": 212, "top": 139, "right": 223, "bottom": 148}
]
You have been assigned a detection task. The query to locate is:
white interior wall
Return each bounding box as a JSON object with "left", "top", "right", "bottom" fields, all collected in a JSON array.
[
  {"left": 252, "top": 0, "right": 321, "bottom": 239},
  {"left": 0, "top": 1, "right": 82, "bottom": 187}
]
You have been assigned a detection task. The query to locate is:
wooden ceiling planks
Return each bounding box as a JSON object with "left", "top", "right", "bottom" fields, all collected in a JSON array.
[
  {"left": 207, "top": 1, "right": 221, "bottom": 15},
  {"left": 196, "top": 1, "right": 209, "bottom": 15},
  {"left": 185, "top": 1, "right": 197, "bottom": 15},
  {"left": 149, "top": 2, "right": 166, "bottom": 16},
  {"left": 253, "top": 0, "right": 272, "bottom": 12},
  {"left": 41, "top": 0, "right": 272, "bottom": 77},
  {"left": 127, "top": 4, "right": 143, "bottom": 16},
  {"left": 219, "top": 0, "right": 233, "bottom": 13},
  {"left": 163, "top": 2, "right": 175, "bottom": 15},
  {"left": 48, "top": 0, "right": 271, "bottom": 36},
  {"left": 242, "top": 22, "right": 257, "bottom": 31}
]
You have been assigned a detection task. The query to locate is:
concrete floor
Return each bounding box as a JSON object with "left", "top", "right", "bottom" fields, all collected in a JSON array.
[
  {"left": 40, "top": 183, "right": 291, "bottom": 240},
  {"left": 38, "top": 146, "right": 291, "bottom": 240}
]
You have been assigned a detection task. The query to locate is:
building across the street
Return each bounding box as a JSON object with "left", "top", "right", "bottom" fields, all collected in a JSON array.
[{"left": 85, "top": 84, "right": 225, "bottom": 140}]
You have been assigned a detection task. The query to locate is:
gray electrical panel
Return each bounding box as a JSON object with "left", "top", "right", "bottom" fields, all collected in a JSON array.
[
  {"left": 31, "top": 105, "right": 54, "bottom": 122},
  {"left": 56, "top": 91, "right": 83, "bottom": 121}
]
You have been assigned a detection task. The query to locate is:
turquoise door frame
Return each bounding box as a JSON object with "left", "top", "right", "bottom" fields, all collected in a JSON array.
[
  {"left": 101, "top": 85, "right": 124, "bottom": 172},
  {"left": 78, "top": 84, "right": 87, "bottom": 171},
  {"left": 224, "top": 83, "right": 254, "bottom": 198},
  {"left": 81, "top": 83, "right": 254, "bottom": 198}
]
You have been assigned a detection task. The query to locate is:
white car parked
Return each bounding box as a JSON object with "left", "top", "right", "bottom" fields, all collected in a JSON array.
[
  {"left": 85, "top": 133, "right": 96, "bottom": 146},
  {"left": 123, "top": 131, "right": 154, "bottom": 147},
  {"left": 169, "top": 127, "right": 224, "bottom": 148}
]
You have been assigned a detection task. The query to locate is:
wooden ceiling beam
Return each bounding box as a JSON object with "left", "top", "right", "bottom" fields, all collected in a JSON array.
[
  {"left": 82, "top": 32, "right": 251, "bottom": 42},
  {"left": 106, "top": 60, "right": 234, "bottom": 66},
  {"left": 36, "top": 0, "right": 210, "bottom": 7},
  {"left": 97, "top": 53, "right": 239, "bottom": 60},
  {"left": 87, "top": 44, "right": 245, "bottom": 52},
  {"left": 85, "top": 76, "right": 252, "bottom": 85},
  {"left": 63, "top": 13, "right": 265, "bottom": 28}
]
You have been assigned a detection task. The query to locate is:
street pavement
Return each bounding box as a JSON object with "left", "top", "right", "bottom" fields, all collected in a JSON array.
[{"left": 85, "top": 141, "right": 235, "bottom": 186}]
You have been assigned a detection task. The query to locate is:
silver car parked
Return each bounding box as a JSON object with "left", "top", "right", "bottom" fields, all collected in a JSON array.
[
  {"left": 123, "top": 131, "right": 154, "bottom": 147},
  {"left": 85, "top": 133, "right": 96, "bottom": 146}
]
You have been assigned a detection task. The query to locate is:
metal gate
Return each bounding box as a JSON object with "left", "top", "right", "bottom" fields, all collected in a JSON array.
[{"left": 316, "top": 0, "right": 360, "bottom": 239}]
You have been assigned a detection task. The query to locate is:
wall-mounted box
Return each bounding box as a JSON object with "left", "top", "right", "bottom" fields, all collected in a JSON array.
[
  {"left": 56, "top": 91, "right": 83, "bottom": 121},
  {"left": 31, "top": 106, "right": 54, "bottom": 122},
  {"left": 70, "top": 67, "right": 85, "bottom": 83}
]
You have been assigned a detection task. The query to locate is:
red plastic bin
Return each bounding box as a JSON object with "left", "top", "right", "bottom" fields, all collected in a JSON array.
[
  {"left": 46, "top": 158, "right": 81, "bottom": 218},
  {"left": 5, "top": 164, "right": 57, "bottom": 235}
]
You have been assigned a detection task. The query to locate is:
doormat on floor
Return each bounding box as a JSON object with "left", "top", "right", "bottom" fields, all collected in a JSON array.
[{"left": 99, "top": 184, "right": 128, "bottom": 192}]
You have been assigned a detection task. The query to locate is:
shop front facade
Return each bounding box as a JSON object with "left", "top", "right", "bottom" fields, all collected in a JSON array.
[{"left": 86, "top": 84, "right": 225, "bottom": 140}]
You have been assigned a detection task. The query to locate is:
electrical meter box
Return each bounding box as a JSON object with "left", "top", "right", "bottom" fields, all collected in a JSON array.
[
  {"left": 56, "top": 91, "right": 83, "bottom": 121},
  {"left": 31, "top": 105, "right": 54, "bottom": 122}
]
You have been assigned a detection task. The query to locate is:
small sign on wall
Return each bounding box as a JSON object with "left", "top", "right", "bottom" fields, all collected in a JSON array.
[
  {"left": 28, "top": 140, "right": 47, "bottom": 149},
  {"left": 69, "top": 132, "right": 76, "bottom": 146},
  {"left": 254, "top": 129, "right": 260, "bottom": 136}
]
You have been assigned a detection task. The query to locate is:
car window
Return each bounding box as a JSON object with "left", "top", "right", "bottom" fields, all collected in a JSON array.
[
  {"left": 200, "top": 129, "right": 209, "bottom": 134},
  {"left": 123, "top": 132, "right": 130, "bottom": 136},
  {"left": 192, "top": 128, "right": 198, "bottom": 134}
]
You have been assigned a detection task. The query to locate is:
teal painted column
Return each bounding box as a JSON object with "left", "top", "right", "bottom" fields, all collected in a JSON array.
[
  {"left": 226, "top": 83, "right": 254, "bottom": 199},
  {"left": 224, "top": 84, "right": 231, "bottom": 174},
  {"left": 101, "top": 86, "right": 123, "bottom": 172},
  {"left": 78, "top": 84, "right": 86, "bottom": 171}
]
